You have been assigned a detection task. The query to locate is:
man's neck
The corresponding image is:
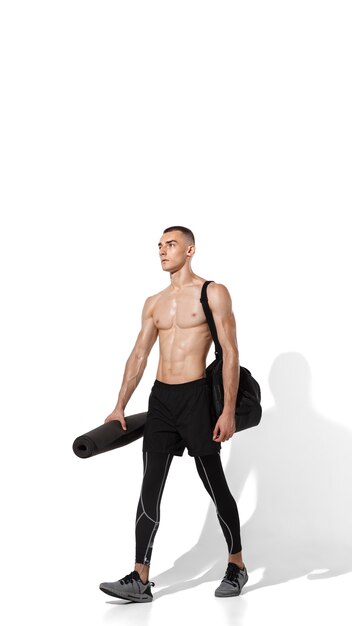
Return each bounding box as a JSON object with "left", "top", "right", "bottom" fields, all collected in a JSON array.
[{"left": 169, "top": 266, "right": 197, "bottom": 290}]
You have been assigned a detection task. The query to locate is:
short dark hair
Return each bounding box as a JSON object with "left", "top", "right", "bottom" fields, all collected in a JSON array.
[{"left": 163, "top": 225, "right": 195, "bottom": 245}]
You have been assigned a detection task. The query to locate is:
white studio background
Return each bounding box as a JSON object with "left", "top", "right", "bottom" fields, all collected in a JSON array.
[{"left": 0, "top": 1, "right": 351, "bottom": 625}]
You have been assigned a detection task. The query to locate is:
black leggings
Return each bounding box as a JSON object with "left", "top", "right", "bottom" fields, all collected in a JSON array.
[{"left": 135, "top": 450, "right": 242, "bottom": 565}]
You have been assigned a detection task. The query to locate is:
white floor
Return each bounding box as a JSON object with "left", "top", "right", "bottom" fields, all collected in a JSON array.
[
  {"left": 11, "top": 563, "right": 352, "bottom": 626},
  {"left": 96, "top": 573, "right": 351, "bottom": 626},
  {"left": 4, "top": 422, "right": 352, "bottom": 626}
]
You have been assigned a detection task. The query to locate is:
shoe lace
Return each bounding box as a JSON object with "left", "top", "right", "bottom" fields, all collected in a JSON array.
[
  {"left": 120, "top": 571, "right": 138, "bottom": 585},
  {"left": 119, "top": 571, "right": 155, "bottom": 588},
  {"left": 224, "top": 566, "right": 241, "bottom": 583}
]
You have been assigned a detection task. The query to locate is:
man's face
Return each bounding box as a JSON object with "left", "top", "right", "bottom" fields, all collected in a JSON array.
[{"left": 158, "top": 231, "right": 194, "bottom": 273}]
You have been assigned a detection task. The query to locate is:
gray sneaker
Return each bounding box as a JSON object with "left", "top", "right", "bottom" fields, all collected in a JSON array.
[
  {"left": 99, "top": 570, "right": 155, "bottom": 603},
  {"left": 215, "top": 563, "right": 248, "bottom": 597}
]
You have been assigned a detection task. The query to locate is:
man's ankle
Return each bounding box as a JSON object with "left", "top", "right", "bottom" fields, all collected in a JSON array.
[
  {"left": 135, "top": 564, "right": 150, "bottom": 583},
  {"left": 138, "top": 574, "right": 148, "bottom": 584}
]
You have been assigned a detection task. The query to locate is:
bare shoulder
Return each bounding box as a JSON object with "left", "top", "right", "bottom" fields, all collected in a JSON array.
[
  {"left": 142, "top": 287, "right": 166, "bottom": 315},
  {"left": 206, "top": 282, "right": 234, "bottom": 317},
  {"left": 207, "top": 281, "right": 232, "bottom": 305}
]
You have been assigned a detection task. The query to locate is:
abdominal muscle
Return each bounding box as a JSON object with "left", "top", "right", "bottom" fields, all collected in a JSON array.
[{"left": 155, "top": 325, "right": 212, "bottom": 384}]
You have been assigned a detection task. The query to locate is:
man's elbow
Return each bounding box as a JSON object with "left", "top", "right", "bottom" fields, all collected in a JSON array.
[{"left": 133, "top": 348, "right": 149, "bottom": 365}]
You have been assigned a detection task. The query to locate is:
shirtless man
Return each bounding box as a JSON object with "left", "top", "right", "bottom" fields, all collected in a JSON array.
[{"left": 99, "top": 226, "right": 248, "bottom": 602}]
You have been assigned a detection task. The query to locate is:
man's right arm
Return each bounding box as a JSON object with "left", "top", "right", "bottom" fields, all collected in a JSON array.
[{"left": 104, "top": 295, "right": 158, "bottom": 427}]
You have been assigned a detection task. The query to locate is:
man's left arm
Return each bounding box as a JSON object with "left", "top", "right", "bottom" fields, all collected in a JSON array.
[{"left": 207, "top": 282, "right": 240, "bottom": 442}]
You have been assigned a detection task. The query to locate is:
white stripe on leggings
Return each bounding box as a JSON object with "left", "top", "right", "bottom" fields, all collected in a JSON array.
[
  {"left": 136, "top": 451, "right": 159, "bottom": 525},
  {"left": 197, "top": 455, "right": 234, "bottom": 555},
  {"left": 134, "top": 451, "right": 172, "bottom": 564},
  {"left": 143, "top": 452, "right": 172, "bottom": 563}
]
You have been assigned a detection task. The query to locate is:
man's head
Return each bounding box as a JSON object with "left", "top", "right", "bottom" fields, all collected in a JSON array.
[{"left": 158, "top": 226, "right": 195, "bottom": 273}]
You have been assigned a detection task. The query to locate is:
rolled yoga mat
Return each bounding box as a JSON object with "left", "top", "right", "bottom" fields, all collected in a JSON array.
[{"left": 72, "top": 411, "right": 147, "bottom": 458}]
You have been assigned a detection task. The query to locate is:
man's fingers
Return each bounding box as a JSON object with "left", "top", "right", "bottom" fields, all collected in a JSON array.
[
  {"left": 213, "top": 429, "right": 235, "bottom": 442},
  {"left": 104, "top": 415, "right": 127, "bottom": 430}
]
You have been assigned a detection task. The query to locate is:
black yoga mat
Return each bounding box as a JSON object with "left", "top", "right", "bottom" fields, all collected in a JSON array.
[{"left": 72, "top": 411, "right": 147, "bottom": 458}]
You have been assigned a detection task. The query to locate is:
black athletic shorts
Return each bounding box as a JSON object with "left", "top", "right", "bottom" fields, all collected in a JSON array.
[{"left": 142, "top": 377, "right": 222, "bottom": 457}]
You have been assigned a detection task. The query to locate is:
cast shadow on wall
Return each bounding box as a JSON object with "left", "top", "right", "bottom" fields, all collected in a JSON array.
[{"left": 154, "top": 351, "right": 352, "bottom": 598}]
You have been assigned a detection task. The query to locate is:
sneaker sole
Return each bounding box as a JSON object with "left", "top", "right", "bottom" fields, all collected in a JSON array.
[{"left": 99, "top": 585, "right": 153, "bottom": 603}]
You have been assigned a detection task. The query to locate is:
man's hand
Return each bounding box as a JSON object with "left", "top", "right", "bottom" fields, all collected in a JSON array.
[
  {"left": 104, "top": 408, "right": 127, "bottom": 430},
  {"left": 212, "top": 412, "right": 236, "bottom": 442}
]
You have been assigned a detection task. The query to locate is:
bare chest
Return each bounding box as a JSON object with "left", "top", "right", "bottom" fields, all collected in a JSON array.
[{"left": 153, "top": 290, "right": 206, "bottom": 330}]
